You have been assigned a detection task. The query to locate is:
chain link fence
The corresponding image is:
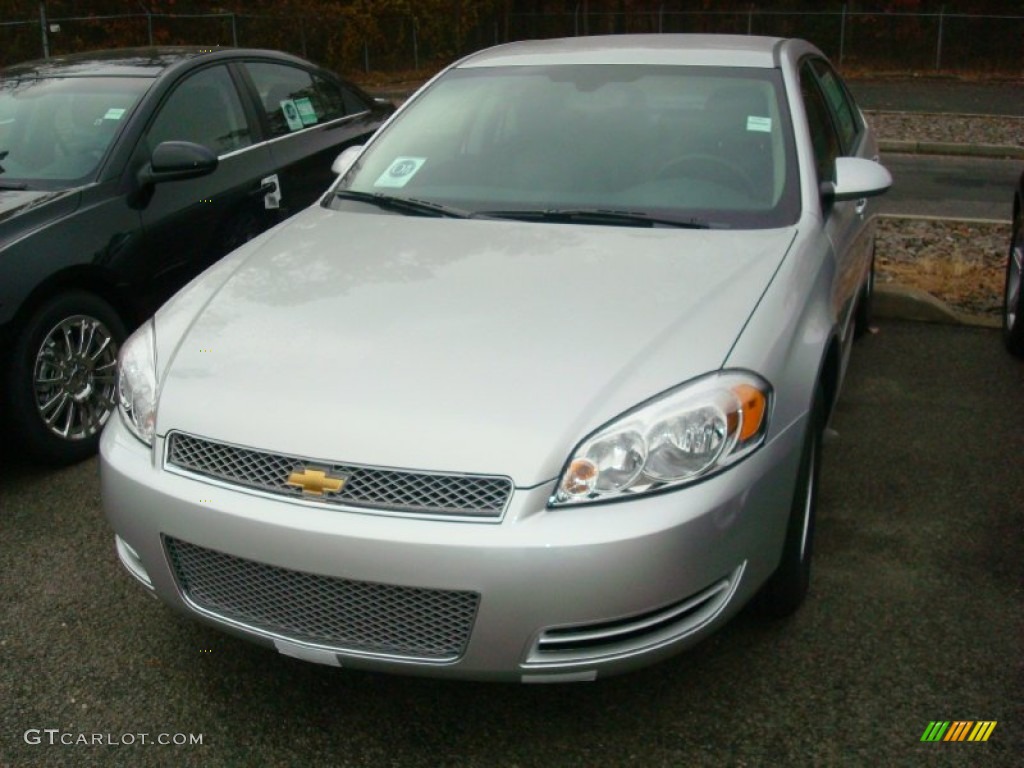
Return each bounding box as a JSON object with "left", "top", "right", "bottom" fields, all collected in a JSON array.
[{"left": 1, "top": 7, "right": 1021, "bottom": 77}]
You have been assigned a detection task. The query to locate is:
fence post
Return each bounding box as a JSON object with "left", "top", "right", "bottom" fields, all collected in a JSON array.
[
  {"left": 39, "top": 1, "right": 50, "bottom": 58},
  {"left": 412, "top": 16, "right": 419, "bottom": 71},
  {"left": 747, "top": 3, "right": 754, "bottom": 35},
  {"left": 574, "top": 2, "right": 580, "bottom": 36},
  {"left": 146, "top": 12, "right": 153, "bottom": 46},
  {"left": 658, "top": 2, "right": 664, "bottom": 33},
  {"left": 935, "top": 5, "right": 944, "bottom": 70},
  {"left": 839, "top": 4, "right": 846, "bottom": 66}
]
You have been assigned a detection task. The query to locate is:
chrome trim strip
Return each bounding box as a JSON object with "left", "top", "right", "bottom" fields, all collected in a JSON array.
[{"left": 523, "top": 562, "right": 746, "bottom": 668}]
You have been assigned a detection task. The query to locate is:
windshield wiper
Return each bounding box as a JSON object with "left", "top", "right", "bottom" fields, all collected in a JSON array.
[
  {"left": 334, "top": 189, "right": 472, "bottom": 219},
  {"left": 473, "top": 208, "right": 713, "bottom": 229}
]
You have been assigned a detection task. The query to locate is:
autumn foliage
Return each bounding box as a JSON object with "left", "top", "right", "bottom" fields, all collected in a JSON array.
[{"left": 0, "top": 1, "right": 1021, "bottom": 78}]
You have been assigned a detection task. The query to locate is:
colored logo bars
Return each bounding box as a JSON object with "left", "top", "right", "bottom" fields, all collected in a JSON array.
[{"left": 920, "top": 721, "right": 997, "bottom": 742}]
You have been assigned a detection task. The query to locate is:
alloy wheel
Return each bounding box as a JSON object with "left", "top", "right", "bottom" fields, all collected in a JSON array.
[{"left": 32, "top": 314, "right": 119, "bottom": 440}]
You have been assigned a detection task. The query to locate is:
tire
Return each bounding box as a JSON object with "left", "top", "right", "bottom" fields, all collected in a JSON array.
[
  {"left": 1003, "top": 206, "right": 1024, "bottom": 358},
  {"left": 5, "top": 291, "right": 127, "bottom": 465},
  {"left": 853, "top": 248, "right": 875, "bottom": 340},
  {"left": 758, "top": 387, "right": 824, "bottom": 619}
]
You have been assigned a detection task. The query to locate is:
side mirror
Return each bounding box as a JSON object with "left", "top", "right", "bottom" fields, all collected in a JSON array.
[
  {"left": 331, "top": 145, "right": 364, "bottom": 177},
  {"left": 137, "top": 141, "right": 218, "bottom": 187},
  {"left": 823, "top": 157, "right": 892, "bottom": 202}
]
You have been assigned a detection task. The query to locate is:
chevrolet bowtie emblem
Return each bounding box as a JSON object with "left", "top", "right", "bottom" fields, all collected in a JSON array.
[{"left": 286, "top": 467, "right": 346, "bottom": 497}]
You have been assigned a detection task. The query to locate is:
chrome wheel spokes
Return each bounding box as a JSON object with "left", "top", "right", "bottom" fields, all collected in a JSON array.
[{"left": 33, "top": 315, "right": 119, "bottom": 441}]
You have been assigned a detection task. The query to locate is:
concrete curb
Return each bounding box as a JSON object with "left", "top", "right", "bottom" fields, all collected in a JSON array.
[
  {"left": 875, "top": 284, "right": 1001, "bottom": 328},
  {"left": 878, "top": 139, "right": 1024, "bottom": 159}
]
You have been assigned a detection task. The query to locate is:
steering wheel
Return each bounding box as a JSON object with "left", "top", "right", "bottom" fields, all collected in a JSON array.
[{"left": 656, "top": 153, "right": 757, "bottom": 197}]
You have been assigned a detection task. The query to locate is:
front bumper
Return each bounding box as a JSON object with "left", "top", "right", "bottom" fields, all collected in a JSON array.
[{"left": 100, "top": 413, "right": 805, "bottom": 682}]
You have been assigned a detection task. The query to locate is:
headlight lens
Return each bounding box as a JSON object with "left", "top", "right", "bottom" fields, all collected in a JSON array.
[
  {"left": 552, "top": 371, "right": 771, "bottom": 506},
  {"left": 117, "top": 320, "right": 157, "bottom": 445}
]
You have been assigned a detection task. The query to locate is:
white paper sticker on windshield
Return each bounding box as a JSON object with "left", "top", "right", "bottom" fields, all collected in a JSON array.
[
  {"left": 747, "top": 116, "right": 772, "bottom": 133},
  {"left": 279, "top": 99, "right": 304, "bottom": 131},
  {"left": 103, "top": 108, "right": 126, "bottom": 120},
  {"left": 374, "top": 157, "right": 427, "bottom": 188},
  {"left": 294, "top": 97, "right": 318, "bottom": 126}
]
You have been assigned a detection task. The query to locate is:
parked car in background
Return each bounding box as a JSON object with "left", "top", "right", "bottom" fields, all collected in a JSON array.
[
  {"left": 1004, "top": 170, "right": 1024, "bottom": 357},
  {"left": 0, "top": 47, "right": 394, "bottom": 464},
  {"left": 102, "top": 35, "right": 890, "bottom": 682}
]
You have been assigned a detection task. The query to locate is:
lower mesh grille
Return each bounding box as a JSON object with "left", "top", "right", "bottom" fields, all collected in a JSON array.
[{"left": 166, "top": 537, "right": 479, "bottom": 661}]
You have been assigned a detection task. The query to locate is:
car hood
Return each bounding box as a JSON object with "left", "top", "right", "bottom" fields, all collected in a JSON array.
[
  {"left": 0, "top": 187, "right": 79, "bottom": 240},
  {"left": 155, "top": 209, "right": 796, "bottom": 486}
]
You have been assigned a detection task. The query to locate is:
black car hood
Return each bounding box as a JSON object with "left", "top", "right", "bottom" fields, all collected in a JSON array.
[{"left": 0, "top": 187, "right": 80, "bottom": 242}]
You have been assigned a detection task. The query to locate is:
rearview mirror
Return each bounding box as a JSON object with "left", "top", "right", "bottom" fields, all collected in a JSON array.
[
  {"left": 825, "top": 157, "right": 892, "bottom": 202},
  {"left": 332, "top": 145, "right": 364, "bottom": 177},
  {"left": 138, "top": 141, "right": 218, "bottom": 187}
]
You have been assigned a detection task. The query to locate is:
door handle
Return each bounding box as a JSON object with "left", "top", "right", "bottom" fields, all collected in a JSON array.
[{"left": 259, "top": 174, "right": 281, "bottom": 210}]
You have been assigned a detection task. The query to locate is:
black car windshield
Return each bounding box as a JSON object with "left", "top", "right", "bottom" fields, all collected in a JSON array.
[
  {"left": 0, "top": 76, "right": 150, "bottom": 186},
  {"left": 332, "top": 64, "right": 800, "bottom": 229}
]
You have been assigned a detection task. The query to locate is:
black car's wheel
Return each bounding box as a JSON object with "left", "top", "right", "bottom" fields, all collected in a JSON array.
[
  {"left": 1003, "top": 206, "right": 1024, "bottom": 357},
  {"left": 6, "top": 292, "right": 126, "bottom": 465},
  {"left": 759, "top": 387, "right": 824, "bottom": 619},
  {"left": 854, "top": 248, "right": 875, "bottom": 340}
]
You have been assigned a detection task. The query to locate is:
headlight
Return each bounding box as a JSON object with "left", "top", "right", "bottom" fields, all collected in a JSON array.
[
  {"left": 117, "top": 320, "right": 157, "bottom": 445},
  {"left": 551, "top": 371, "right": 771, "bottom": 506}
]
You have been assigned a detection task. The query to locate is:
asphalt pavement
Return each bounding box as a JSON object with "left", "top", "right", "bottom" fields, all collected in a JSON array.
[
  {"left": 876, "top": 153, "right": 1019, "bottom": 219},
  {"left": 1, "top": 321, "right": 1022, "bottom": 767},
  {"left": 847, "top": 78, "right": 1024, "bottom": 116}
]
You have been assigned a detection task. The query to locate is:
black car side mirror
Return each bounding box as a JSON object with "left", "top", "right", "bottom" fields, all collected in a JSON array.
[{"left": 137, "top": 141, "right": 218, "bottom": 188}]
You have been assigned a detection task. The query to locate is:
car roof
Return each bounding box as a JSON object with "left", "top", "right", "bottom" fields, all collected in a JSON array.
[
  {"left": 1, "top": 46, "right": 306, "bottom": 79},
  {"left": 457, "top": 34, "right": 789, "bottom": 69}
]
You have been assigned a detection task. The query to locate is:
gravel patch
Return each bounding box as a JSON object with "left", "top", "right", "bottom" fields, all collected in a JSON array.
[
  {"left": 875, "top": 216, "right": 1010, "bottom": 318},
  {"left": 866, "top": 111, "right": 1024, "bottom": 148}
]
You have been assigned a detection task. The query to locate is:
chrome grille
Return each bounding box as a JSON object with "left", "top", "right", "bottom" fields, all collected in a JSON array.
[
  {"left": 166, "top": 432, "right": 512, "bottom": 518},
  {"left": 166, "top": 537, "right": 479, "bottom": 661}
]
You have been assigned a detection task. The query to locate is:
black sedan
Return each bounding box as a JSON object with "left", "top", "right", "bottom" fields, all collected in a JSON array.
[
  {"left": 1005, "top": 170, "right": 1024, "bottom": 357},
  {"left": 0, "top": 47, "right": 393, "bottom": 464}
]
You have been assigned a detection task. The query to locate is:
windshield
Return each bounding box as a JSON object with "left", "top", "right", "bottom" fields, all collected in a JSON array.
[
  {"left": 0, "top": 76, "right": 150, "bottom": 187},
  {"left": 334, "top": 64, "right": 799, "bottom": 229}
]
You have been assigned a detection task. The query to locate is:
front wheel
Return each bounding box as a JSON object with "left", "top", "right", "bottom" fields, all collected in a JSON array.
[
  {"left": 1003, "top": 207, "right": 1024, "bottom": 357},
  {"left": 6, "top": 292, "right": 126, "bottom": 465},
  {"left": 758, "top": 388, "right": 824, "bottom": 618}
]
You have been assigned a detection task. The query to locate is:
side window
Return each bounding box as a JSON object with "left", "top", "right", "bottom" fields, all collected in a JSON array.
[
  {"left": 810, "top": 59, "right": 861, "bottom": 153},
  {"left": 799, "top": 64, "right": 840, "bottom": 184},
  {"left": 340, "top": 84, "right": 370, "bottom": 115},
  {"left": 244, "top": 62, "right": 347, "bottom": 138},
  {"left": 148, "top": 66, "right": 251, "bottom": 156}
]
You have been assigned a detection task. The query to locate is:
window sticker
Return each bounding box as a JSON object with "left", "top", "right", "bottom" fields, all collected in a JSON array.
[
  {"left": 103, "top": 108, "right": 126, "bottom": 120},
  {"left": 294, "top": 97, "right": 318, "bottom": 126},
  {"left": 279, "top": 99, "right": 304, "bottom": 131},
  {"left": 746, "top": 116, "right": 772, "bottom": 133},
  {"left": 374, "top": 157, "right": 427, "bottom": 189}
]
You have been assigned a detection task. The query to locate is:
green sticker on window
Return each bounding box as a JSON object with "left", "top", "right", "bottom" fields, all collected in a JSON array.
[
  {"left": 279, "top": 99, "right": 303, "bottom": 131},
  {"left": 294, "top": 97, "right": 318, "bottom": 126}
]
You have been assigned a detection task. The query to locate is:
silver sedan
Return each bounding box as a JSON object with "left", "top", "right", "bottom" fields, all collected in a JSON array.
[{"left": 101, "top": 34, "right": 890, "bottom": 682}]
